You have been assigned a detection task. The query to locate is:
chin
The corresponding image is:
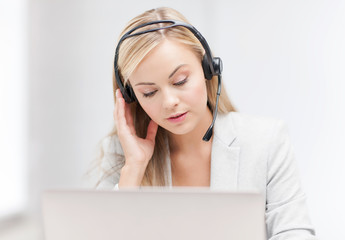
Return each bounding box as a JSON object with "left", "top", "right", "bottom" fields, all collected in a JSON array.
[{"left": 163, "top": 121, "right": 197, "bottom": 136}]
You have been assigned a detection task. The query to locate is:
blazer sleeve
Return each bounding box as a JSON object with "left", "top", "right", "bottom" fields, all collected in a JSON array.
[{"left": 265, "top": 120, "right": 317, "bottom": 240}]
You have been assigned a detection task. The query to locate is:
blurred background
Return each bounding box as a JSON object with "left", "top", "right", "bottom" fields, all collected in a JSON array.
[{"left": 1, "top": 0, "right": 344, "bottom": 239}]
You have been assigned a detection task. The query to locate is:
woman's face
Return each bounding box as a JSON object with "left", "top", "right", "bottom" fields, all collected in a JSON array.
[{"left": 129, "top": 39, "right": 210, "bottom": 135}]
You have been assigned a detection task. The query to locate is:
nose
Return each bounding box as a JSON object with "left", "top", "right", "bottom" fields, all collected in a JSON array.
[{"left": 162, "top": 88, "right": 180, "bottom": 110}]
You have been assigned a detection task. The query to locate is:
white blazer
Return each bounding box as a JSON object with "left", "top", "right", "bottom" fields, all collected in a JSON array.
[{"left": 98, "top": 112, "right": 317, "bottom": 240}]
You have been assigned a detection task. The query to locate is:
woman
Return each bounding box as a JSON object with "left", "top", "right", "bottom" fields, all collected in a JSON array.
[{"left": 96, "top": 7, "right": 317, "bottom": 240}]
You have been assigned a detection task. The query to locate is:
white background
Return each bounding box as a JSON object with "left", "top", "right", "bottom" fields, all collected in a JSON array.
[{"left": 1, "top": 0, "right": 344, "bottom": 239}]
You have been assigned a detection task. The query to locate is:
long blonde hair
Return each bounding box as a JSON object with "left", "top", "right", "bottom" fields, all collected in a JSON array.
[{"left": 96, "top": 7, "right": 236, "bottom": 187}]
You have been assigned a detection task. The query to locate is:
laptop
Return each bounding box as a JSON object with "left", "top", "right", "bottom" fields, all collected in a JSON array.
[{"left": 42, "top": 188, "right": 267, "bottom": 240}]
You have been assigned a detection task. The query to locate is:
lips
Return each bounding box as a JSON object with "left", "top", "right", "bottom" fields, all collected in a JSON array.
[
  {"left": 167, "top": 112, "right": 188, "bottom": 123},
  {"left": 169, "top": 112, "right": 186, "bottom": 119}
]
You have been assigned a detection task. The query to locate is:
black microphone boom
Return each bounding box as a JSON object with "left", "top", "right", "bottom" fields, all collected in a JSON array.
[{"left": 202, "top": 74, "right": 221, "bottom": 141}]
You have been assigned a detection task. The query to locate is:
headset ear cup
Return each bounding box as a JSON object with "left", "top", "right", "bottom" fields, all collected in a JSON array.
[
  {"left": 122, "top": 84, "right": 136, "bottom": 103},
  {"left": 212, "top": 57, "right": 223, "bottom": 76},
  {"left": 128, "top": 84, "right": 137, "bottom": 102},
  {"left": 202, "top": 55, "right": 213, "bottom": 80}
]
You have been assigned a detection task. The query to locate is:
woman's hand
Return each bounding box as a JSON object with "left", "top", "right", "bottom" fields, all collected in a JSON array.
[{"left": 114, "top": 89, "right": 158, "bottom": 187}]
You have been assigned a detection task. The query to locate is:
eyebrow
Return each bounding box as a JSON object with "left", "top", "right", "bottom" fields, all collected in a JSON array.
[
  {"left": 135, "top": 82, "right": 155, "bottom": 86},
  {"left": 134, "top": 64, "right": 187, "bottom": 86},
  {"left": 169, "top": 64, "right": 186, "bottom": 79}
]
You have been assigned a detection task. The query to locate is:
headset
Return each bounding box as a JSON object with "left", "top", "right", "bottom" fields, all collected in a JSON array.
[{"left": 114, "top": 20, "right": 222, "bottom": 141}]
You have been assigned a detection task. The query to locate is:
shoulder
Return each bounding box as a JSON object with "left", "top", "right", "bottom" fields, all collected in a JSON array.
[
  {"left": 227, "top": 111, "right": 284, "bottom": 131},
  {"left": 99, "top": 134, "right": 124, "bottom": 177},
  {"left": 96, "top": 134, "right": 124, "bottom": 189},
  {"left": 215, "top": 111, "right": 289, "bottom": 148},
  {"left": 101, "top": 134, "right": 124, "bottom": 155}
]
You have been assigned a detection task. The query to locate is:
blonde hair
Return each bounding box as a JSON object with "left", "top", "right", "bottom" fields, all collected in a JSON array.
[{"left": 95, "top": 7, "right": 236, "bottom": 187}]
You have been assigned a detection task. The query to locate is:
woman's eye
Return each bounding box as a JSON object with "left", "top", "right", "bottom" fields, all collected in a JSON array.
[
  {"left": 174, "top": 78, "right": 188, "bottom": 86},
  {"left": 143, "top": 90, "right": 157, "bottom": 98}
]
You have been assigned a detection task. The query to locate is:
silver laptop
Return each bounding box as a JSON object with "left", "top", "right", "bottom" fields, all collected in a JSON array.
[{"left": 42, "top": 188, "right": 266, "bottom": 240}]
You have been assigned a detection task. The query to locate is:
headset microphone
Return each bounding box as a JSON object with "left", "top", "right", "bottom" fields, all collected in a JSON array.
[
  {"left": 202, "top": 73, "right": 221, "bottom": 141},
  {"left": 114, "top": 20, "right": 222, "bottom": 141}
]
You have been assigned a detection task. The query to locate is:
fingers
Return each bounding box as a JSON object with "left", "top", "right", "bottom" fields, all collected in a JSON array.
[
  {"left": 115, "top": 89, "right": 158, "bottom": 144},
  {"left": 115, "top": 89, "right": 130, "bottom": 135},
  {"left": 124, "top": 101, "right": 136, "bottom": 135},
  {"left": 146, "top": 120, "right": 158, "bottom": 143},
  {"left": 115, "top": 89, "right": 136, "bottom": 135}
]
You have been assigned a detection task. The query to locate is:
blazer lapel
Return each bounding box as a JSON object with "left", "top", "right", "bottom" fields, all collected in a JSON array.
[{"left": 210, "top": 112, "right": 240, "bottom": 190}]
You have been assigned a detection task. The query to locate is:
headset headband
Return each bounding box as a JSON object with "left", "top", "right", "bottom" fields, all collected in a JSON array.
[{"left": 114, "top": 20, "right": 220, "bottom": 103}]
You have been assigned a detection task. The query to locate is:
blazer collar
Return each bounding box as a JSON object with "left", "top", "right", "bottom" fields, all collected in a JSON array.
[{"left": 210, "top": 112, "right": 240, "bottom": 190}]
